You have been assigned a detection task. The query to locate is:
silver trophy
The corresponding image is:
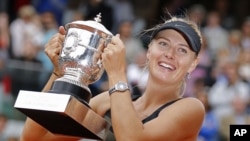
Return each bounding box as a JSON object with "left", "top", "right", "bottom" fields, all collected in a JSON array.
[{"left": 14, "top": 13, "right": 113, "bottom": 140}]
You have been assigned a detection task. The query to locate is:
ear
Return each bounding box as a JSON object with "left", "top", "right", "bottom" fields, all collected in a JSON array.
[
  {"left": 146, "top": 50, "right": 150, "bottom": 60},
  {"left": 187, "top": 57, "right": 200, "bottom": 73},
  {"left": 146, "top": 42, "right": 152, "bottom": 59}
]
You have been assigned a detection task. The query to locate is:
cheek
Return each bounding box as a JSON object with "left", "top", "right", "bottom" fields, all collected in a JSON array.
[
  {"left": 147, "top": 50, "right": 161, "bottom": 72},
  {"left": 147, "top": 50, "right": 163, "bottom": 68},
  {"left": 147, "top": 45, "right": 162, "bottom": 59},
  {"left": 178, "top": 59, "right": 195, "bottom": 74}
]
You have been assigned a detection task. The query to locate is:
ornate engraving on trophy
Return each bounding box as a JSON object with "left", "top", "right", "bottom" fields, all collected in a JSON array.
[{"left": 63, "top": 31, "right": 80, "bottom": 56}]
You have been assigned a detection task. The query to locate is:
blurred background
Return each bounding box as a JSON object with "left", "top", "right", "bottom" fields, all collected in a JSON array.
[{"left": 0, "top": 0, "right": 250, "bottom": 140}]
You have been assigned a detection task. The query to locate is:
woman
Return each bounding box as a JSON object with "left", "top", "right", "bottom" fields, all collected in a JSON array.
[{"left": 21, "top": 17, "right": 205, "bottom": 141}]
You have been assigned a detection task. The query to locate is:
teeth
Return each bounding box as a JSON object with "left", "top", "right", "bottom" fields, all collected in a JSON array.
[{"left": 159, "top": 62, "right": 174, "bottom": 70}]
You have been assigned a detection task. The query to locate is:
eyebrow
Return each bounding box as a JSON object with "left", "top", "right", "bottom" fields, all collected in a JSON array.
[{"left": 156, "top": 36, "right": 190, "bottom": 49}]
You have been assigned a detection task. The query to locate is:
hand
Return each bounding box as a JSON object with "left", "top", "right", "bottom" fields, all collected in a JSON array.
[
  {"left": 44, "top": 26, "right": 66, "bottom": 76},
  {"left": 102, "top": 34, "right": 127, "bottom": 78}
]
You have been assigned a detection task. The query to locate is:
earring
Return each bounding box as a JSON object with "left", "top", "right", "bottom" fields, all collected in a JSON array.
[
  {"left": 142, "top": 58, "right": 149, "bottom": 72},
  {"left": 145, "top": 58, "right": 149, "bottom": 66},
  {"left": 186, "top": 73, "right": 191, "bottom": 80}
]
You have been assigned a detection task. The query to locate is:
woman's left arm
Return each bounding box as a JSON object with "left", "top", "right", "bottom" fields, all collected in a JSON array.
[
  {"left": 102, "top": 35, "right": 205, "bottom": 141},
  {"left": 102, "top": 34, "right": 145, "bottom": 141}
]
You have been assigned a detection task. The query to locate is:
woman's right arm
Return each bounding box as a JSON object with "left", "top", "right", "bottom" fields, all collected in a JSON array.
[
  {"left": 20, "top": 26, "right": 82, "bottom": 141},
  {"left": 42, "top": 25, "right": 65, "bottom": 92},
  {"left": 21, "top": 26, "right": 112, "bottom": 141}
]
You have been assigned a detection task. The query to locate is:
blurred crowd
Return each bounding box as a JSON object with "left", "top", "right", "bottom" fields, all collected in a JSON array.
[{"left": 0, "top": 0, "right": 250, "bottom": 141}]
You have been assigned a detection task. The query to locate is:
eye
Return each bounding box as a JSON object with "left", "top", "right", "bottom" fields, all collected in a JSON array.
[
  {"left": 157, "top": 39, "right": 169, "bottom": 48},
  {"left": 177, "top": 47, "right": 188, "bottom": 55},
  {"left": 159, "top": 41, "right": 167, "bottom": 46}
]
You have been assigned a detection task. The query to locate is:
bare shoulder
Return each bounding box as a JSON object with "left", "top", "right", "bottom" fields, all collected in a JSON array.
[
  {"left": 169, "top": 97, "right": 205, "bottom": 119},
  {"left": 148, "top": 97, "right": 205, "bottom": 141},
  {"left": 178, "top": 97, "right": 205, "bottom": 110},
  {"left": 166, "top": 97, "right": 205, "bottom": 128}
]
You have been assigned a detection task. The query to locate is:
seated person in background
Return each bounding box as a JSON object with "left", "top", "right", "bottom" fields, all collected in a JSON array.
[{"left": 219, "top": 96, "right": 250, "bottom": 141}]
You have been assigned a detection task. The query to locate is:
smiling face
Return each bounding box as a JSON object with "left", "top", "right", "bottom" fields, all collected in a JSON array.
[{"left": 147, "top": 29, "right": 199, "bottom": 86}]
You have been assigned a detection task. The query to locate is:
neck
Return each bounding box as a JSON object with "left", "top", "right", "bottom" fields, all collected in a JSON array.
[{"left": 140, "top": 79, "right": 181, "bottom": 109}]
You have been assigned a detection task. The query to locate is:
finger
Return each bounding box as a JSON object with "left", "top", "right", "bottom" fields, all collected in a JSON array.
[
  {"left": 111, "top": 34, "right": 124, "bottom": 48},
  {"left": 104, "top": 44, "right": 116, "bottom": 52},
  {"left": 58, "top": 26, "right": 66, "bottom": 35},
  {"left": 45, "top": 40, "right": 60, "bottom": 51},
  {"left": 54, "top": 31, "right": 65, "bottom": 43},
  {"left": 48, "top": 34, "right": 64, "bottom": 47},
  {"left": 45, "top": 47, "right": 61, "bottom": 66},
  {"left": 45, "top": 44, "right": 61, "bottom": 55},
  {"left": 45, "top": 38, "right": 63, "bottom": 55},
  {"left": 54, "top": 46, "right": 62, "bottom": 54},
  {"left": 58, "top": 34, "right": 65, "bottom": 44},
  {"left": 111, "top": 35, "right": 118, "bottom": 45},
  {"left": 96, "top": 39, "right": 105, "bottom": 53}
]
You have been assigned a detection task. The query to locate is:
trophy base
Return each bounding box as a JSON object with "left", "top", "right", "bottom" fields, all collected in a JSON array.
[
  {"left": 14, "top": 90, "right": 110, "bottom": 140},
  {"left": 49, "top": 80, "right": 91, "bottom": 105}
]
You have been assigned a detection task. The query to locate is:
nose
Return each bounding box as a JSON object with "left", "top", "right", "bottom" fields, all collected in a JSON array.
[{"left": 164, "top": 46, "right": 175, "bottom": 59}]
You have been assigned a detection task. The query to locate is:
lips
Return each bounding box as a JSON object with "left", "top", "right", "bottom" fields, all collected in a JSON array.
[{"left": 158, "top": 61, "right": 176, "bottom": 71}]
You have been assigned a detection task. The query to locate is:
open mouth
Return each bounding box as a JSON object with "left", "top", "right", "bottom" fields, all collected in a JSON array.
[{"left": 159, "top": 61, "right": 176, "bottom": 71}]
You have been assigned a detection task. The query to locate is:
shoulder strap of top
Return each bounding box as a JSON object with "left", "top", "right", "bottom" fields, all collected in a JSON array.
[{"left": 142, "top": 98, "right": 182, "bottom": 124}]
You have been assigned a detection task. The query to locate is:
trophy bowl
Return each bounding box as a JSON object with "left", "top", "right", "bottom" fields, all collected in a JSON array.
[
  {"left": 14, "top": 13, "right": 113, "bottom": 140},
  {"left": 49, "top": 13, "right": 113, "bottom": 105}
]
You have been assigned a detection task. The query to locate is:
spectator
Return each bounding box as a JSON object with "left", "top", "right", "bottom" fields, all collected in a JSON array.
[
  {"left": 196, "top": 86, "right": 219, "bottom": 141},
  {"left": 217, "top": 29, "right": 242, "bottom": 62},
  {"left": 188, "top": 4, "right": 207, "bottom": 27},
  {"left": 117, "top": 20, "right": 145, "bottom": 65},
  {"left": 202, "top": 10, "right": 229, "bottom": 60},
  {"left": 31, "top": 0, "right": 68, "bottom": 25},
  {"left": 238, "top": 49, "right": 250, "bottom": 84},
  {"left": 2, "top": 118, "right": 25, "bottom": 141},
  {"left": 107, "top": 0, "right": 135, "bottom": 33},
  {"left": 0, "top": 113, "right": 8, "bottom": 140},
  {"left": 127, "top": 49, "right": 148, "bottom": 96},
  {"left": 213, "top": 0, "right": 236, "bottom": 30},
  {"left": 62, "top": 0, "right": 85, "bottom": 25},
  {"left": 0, "top": 12, "right": 10, "bottom": 78},
  {"left": 219, "top": 96, "right": 250, "bottom": 141},
  {"left": 240, "top": 17, "right": 250, "bottom": 50},
  {"left": 81, "top": 0, "right": 114, "bottom": 31},
  {"left": 9, "top": 5, "right": 43, "bottom": 61},
  {"left": 208, "top": 59, "right": 250, "bottom": 123},
  {"left": 36, "top": 11, "right": 59, "bottom": 89}
]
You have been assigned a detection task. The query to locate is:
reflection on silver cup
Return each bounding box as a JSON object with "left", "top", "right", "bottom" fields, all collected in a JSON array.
[{"left": 49, "top": 13, "right": 113, "bottom": 105}]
